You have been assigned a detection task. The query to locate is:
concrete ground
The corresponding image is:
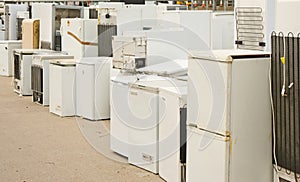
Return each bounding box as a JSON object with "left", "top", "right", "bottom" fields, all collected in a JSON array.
[{"left": 0, "top": 76, "right": 163, "bottom": 182}]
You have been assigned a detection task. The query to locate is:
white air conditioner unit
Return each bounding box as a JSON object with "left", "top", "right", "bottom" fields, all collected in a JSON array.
[{"left": 4, "top": 4, "right": 27, "bottom": 40}]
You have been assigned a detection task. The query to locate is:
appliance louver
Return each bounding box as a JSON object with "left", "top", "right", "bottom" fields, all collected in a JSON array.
[
  {"left": 14, "top": 54, "right": 21, "bottom": 80},
  {"left": 31, "top": 65, "right": 43, "bottom": 104}
]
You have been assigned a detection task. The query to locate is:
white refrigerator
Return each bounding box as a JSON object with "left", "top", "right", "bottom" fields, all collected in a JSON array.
[
  {"left": 76, "top": 57, "right": 111, "bottom": 120},
  {"left": 0, "top": 40, "right": 22, "bottom": 76},
  {"left": 61, "top": 18, "right": 98, "bottom": 59},
  {"left": 187, "top": 50, "right": 273, "bottom": 182},
  {"left": 49, "top": 59, "right": 76, "bottom": 116}
]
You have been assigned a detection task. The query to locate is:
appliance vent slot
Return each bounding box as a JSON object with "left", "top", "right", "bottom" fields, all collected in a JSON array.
[
  {"left": 89, "top": 9, "right": 97, "bottom": 19},
  {"left": 16, "top": 18, "right": 23, "bottom": 40},
  {"left": 14, "top": 54, "right": 21, "bottom": 80},
  {"left": 31, "top": 65, "right": 43, "bottom": 93},
  {"left": 98, "top": 25, "right": 117, "bottom": 57}
]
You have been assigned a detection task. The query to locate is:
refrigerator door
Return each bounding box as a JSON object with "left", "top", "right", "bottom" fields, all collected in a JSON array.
[
  {"left": 186, "top": 126, "right": 229, "bottom": 182},
  {"left": 76, "top": 63, "right": 95, "bottom": 119},
  {"left": 128, "top": 86, "right": 159, "bottom": 174},
  {"left": 61, "top": 19, "right": 84, "bottom": 59},
  {"left": 229, "top": 58, "right": 272, "bottom": 182},
  {"left": 188, "top": 58, "right": 230, "bottom": 136}
]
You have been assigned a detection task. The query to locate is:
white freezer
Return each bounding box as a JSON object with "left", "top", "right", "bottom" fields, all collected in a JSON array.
[
  {"left": 49, "top": 59, "right": 76, "bottom": 116},
  {"left": 127, "top": 77, "right": 187, "bottom": 174},
  {"left": 0, "top": 40, "right": 22, "bottom": 76},
  {"left": 76, "top": 57, "right": 111, "bottom": 120},
  {"left": 61, "top": 18, "right": 98, "bottom": 59},
  {"left": 110, "top": 74, "right": 141, "bottom": 157},
  {"left": 187, "top": 49, "right": 273, "bottom": 182}
]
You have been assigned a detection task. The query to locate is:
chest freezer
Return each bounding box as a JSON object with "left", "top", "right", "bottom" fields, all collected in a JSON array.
[
  {"left": 127, "top": 76, "right": 187, "bottom": 174},
  {"left": 0, "top": 40, "right": 21, "bottom": 76},
  {"left": 22, "top": 19, "right": 40, "bottom": 49},
  {"left": 110, "top": 74, "right": 139, "bottom": 157},
  {"left": 31, "top": 53, "right": 73, "bottom": 106},
  {"left": 4, "top": 4, "right": 27, "bottom": 40},
  {"left": 49, "top": 59, "right": 76, "bottom": 117},
  {"left": 13, "top": 49, "right": 54, "bottom": 96},
  {"left": 187, "top": 50, "right": 272, "bottom": 182},
  {"left": 32, "top": 3, "right": 83, "bottom": 50},
  {"left": 61, "top": 18, "right": 98, "bottom": 59},
  {"left": 76, "top": 57, "right": 111, "bottom": 120}
]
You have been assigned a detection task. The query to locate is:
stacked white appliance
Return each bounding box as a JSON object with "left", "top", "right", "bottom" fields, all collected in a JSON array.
[
  {"left": 13, "top": 49, "right": 54, "bottom": 96},
  {"left": 49, "top": 59, "right": 76, "bottom": 117},
  {"left": 61, "top": 18, "right": 98, "bottom": 59},
  {"left": 0, "top": 40, "right": 21, "bottom": 76},
  {"left": 187, "top": 50, "right": 273, "bottom": 182},
  {"left": 31, "top": 53, "right": 73, "bottom": 106},
  {"left": 76, "top": 57, "right": 111, "bottom": 120}
]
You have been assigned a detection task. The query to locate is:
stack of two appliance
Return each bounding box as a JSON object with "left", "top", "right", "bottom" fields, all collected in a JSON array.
[
  {"left": 186, "top": 50, "right": 273, "bottom": 182},
  {"left": 59, "top": 18, "right": 111, "bottom": 120},
  {"left": 13, "top": 49, "right": 54, "bottom": 96},
  {"left": 110, "top": 61, "right": 188, "bottom": 182},
  {"left": 31, "top": 53, "right": 74, "bottom": 106}
]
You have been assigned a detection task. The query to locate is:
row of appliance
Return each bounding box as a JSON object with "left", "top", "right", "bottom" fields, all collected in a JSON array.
[
  {"left": 109, "top": 50, "right": 274, "bottom": 182},
  {"left": 11, "top": 47, "right": 111, "bottom": 120}
]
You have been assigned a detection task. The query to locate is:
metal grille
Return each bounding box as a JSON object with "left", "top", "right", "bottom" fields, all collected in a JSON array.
[
  {"left": 31, "top": 65, "right": 43, "bottom": 93},
  {"left": 89, "top": 9, "right": 97, "bottom": 19},
  {"left": 271, "top": 32, "right": 300, "bottom": 181},
  {"left": 14, "top": 54, "right": 21, "bottom": 80},
  {"left": 235, "top": 7, "right": 265, "bottom": 50},
  {"left": 98, "top": 25, "right": 117, "bottom": 57},
  {"left": 16, "top": 18, "right": 23, "bottom": 40}
]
